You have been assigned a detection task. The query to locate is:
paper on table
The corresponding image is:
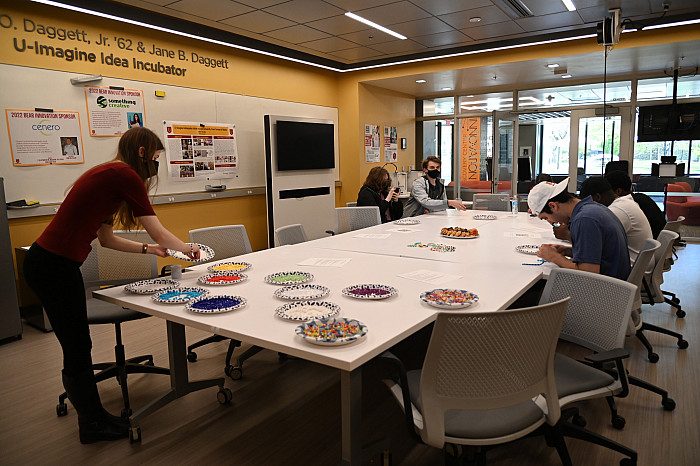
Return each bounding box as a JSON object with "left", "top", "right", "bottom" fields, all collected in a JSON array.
[
  {"left": 297, "top": 257, "right": 352, "bottom": 267},
  {"left": 504, "top": 231, "right": 542, "bottom": 238},
  {"left": 398, "top": 269, "right": 463, "bottom": 285},
  {"left": 353, "top": 233, "right": 391, "bottom": 239},
  {"left": 385, "top": 227, "right": 422, "bottom": 233}
]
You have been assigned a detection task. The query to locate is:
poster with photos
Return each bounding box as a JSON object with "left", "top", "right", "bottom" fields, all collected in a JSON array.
[
  {"left": 384, "top": 126, "right": 398, "bottom": 162},
  {"left": 365, "top": 123, "right": 380, "bottom": 163},
  {"left": 6, "top": 109, "right": 84, "bottom": 166},
  {"left": 162, "top": 121, "right": 238, "bottom": 181},
  {"left": 84, "top": 86, "right": 146, "bottom": 136}
]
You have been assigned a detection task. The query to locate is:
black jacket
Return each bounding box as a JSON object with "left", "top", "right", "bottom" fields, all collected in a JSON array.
[{"left": 356, "top": 185, "right": 403, "bottom": 222}]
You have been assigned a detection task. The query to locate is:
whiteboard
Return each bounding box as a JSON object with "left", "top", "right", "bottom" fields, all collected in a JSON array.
[{"left": 0, "top": 64, "right": 338, "bottom": 204}]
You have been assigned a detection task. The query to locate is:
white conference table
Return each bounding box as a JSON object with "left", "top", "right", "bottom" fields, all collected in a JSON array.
[{"left": 94, "top": 209, "right": 561, "bottom": 465}]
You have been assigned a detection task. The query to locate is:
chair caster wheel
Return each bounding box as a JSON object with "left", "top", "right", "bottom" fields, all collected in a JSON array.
[
  {"left": 620, "top": 457, "right": 636, "bottom": 466},
  {"left": 217, "top": 388, "right": 233, "bottom": 404},
  {"left": 121, "top": 408, "right": 132, "bottom": 418},
  {"left": 56, "top": 403, "right": 68, "bottom": 417},
  {"left": 186, "top": 352, "right": 197, "bottom": 362},
  {"left": 129, "top": 426, "right": 141, "bottom": 443},
  {"left": 678, "top": 339, "right": 688, "bottom": 349},
  {"left": 612, "top": 415, "right": 626, "bottom": 430},
  {"left": 226, "top": 366, "right": 242, "bottom": 380},
  {"left": 662, "top": 397, "right": 676, "bottom": 411},
  {"left": 648, "top": 352, "right": 659, "bottom": 363},
  {"left": 675, "top": 309, "right": 685, "bottom": 318},
  {"left": 572, "top": 414, "right": 586, "bottom": 427}
]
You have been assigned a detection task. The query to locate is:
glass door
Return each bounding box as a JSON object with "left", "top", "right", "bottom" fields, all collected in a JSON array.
[{"left": 492, "top": 111, "right": 518, "bottom": 196}]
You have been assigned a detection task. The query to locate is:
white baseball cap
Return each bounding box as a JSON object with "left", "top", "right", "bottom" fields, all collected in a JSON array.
[{"left": 527, "top": 178, "right": 569, "bottom": 215}]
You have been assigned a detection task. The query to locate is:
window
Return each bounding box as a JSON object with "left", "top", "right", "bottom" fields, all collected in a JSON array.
[
  {"left": 637, "top": 75, "right": 700, "bottom": 102},
  {"left": 518, "top": 81, "right": 631, "bottom": 108},
  {"left": 421, "top": 97, "right": 454, "bottom": 116},
  {"left": 459, "top": 92, "right": 513, "bottom": 112},
  {"left": 540, "top": 117, "right": 570, "bottom": 175}
]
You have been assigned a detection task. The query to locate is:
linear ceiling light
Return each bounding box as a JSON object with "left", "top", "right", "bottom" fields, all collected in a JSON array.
[
  {"left": 561, "top": 0, "right": 576, "bottom": 12},
  {"left": 345, "top": 12, "right": 407, "bottom": 40}
]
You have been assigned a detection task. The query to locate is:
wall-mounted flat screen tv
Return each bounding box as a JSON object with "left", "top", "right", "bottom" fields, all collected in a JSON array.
[
  {"left": 637, "top": 103, "right": 700, "bottom": 142},
  {"left": 276, "top": 120, "right": 335, "bottom": 171}
]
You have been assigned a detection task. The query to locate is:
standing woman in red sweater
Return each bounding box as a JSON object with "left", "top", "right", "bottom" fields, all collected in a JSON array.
[{"left": 23, "top": 127, "right": 200, "bottom": 444}]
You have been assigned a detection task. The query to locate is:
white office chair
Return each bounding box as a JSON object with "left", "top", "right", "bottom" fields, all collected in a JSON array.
[
  {"left": 472, "top": 193, "right": 510, "bottom": 211},
  {"left": 274, "top": 224, "right": 308, "bottom": 246},
  {"left": 328, "top": 206, "right": 381, "bottom": 235},
  {"left": 189, "top": 224, "right": 252, "bottom": 265},
  {"left": 663, "top": 215, "right": 685, "bottom": 260}
]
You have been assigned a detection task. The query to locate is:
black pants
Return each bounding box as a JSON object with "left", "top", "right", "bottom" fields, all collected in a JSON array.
[{"left": 23, "top": 243, "right": 93, "bottom": 376}]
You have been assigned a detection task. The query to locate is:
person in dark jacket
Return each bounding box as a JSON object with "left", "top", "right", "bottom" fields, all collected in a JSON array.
[{"left": 356, "top": 166, "right": 403, "bottom": 222}]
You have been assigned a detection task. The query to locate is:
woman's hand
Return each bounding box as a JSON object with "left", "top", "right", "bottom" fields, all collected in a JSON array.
[
  {"left": 186, "top": 243, "right": 201, "bottom": 260},
  {"left": 385, "top": 189, "right": 399, "bottom": 202}
]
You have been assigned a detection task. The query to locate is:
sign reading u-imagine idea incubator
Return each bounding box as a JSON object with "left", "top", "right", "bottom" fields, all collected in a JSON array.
[{"left": 1, "top": 12, "right": 230, "bottom": 78}]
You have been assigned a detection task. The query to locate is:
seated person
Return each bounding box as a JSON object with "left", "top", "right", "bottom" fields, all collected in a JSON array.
[
  {"left": 605, "top": 170, "right": 666, "bottom": 239},
  {"left": 402, "top": 156, "right": 466, "bottom": 217},
  {"left": 356, "top": 167, "right": 403, "bottom": 222},
  {"left": 579, "top": 176, "right": 653, "bottom": 264},
  {"left": 528, "top": 177, "right": 631, "bottom": 280},
  {"left": 535, "top": 173, "right": 553, "bottom": 184}
]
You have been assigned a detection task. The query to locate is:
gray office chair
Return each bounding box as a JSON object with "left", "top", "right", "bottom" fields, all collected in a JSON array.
[
  {"left": 472, "top": 193, "right": 510, "bottom": 211},
  {"left": 57, "top": 231, "right": 170, "bottom": 419},
  {"left": 274, "top": 223, "right": 308, "bottom": 246},
  {"left": 663, "top": 215, "right": 685, "bottom": 260},
  {"left": 327, "top": 206, "right": 381, "bottom": 235},
  {"left": 382, "top": 299, "right": 576, "bottom": 465},
  {"left": 643, "top": 230, "right": 684, "bottom": 317},
  {"left": 627, "top": 238, "right": 687, "bottom": 363}
]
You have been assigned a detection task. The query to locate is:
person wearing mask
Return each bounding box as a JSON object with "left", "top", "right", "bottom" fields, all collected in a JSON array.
[
  {"left": 356, "top": 166, "right": 403, "bottom": 222},
  {"left": 528, "top": 177, "right": 630, "bottom": 280},
  {"left": 23, "top": 127, "right": 200, "bottom": 444},
  {"left": 402, "top": 156, "right": 467, "bottom": 217},
  {"left": 605, "top": 170, "right": 666, "bottom": 239},
  {"left": 579, "top": 176, "right": 653, "bottom": 264}
]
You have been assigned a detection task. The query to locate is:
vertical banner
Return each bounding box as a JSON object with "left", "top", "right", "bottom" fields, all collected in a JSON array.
[
  {"left": 384, "top": 126, "right": 398, "bottom": 162},
  {"left": 6, "top": 109, "right": 84, "bottom": 166},
  {"left": 364, "top": 124, "right": 380, "bottom": 163},
  {"left": 461, "top": 117, "right": 481, "bottom": 182},
  {"left": 85, "top": 86, "right": 146, "bottom": 136},
  {"left": 163, "top": 121, "right": 238, "bottom": 181}
]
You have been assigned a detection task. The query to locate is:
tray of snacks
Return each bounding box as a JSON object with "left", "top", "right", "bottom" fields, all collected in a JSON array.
[{"left": 440, "top": 227, "right": 479, "bottom": 239}]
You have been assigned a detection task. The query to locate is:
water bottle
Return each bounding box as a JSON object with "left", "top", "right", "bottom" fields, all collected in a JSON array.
[{"left": 511, "top": 195, "right": 519, "bottom": 215}]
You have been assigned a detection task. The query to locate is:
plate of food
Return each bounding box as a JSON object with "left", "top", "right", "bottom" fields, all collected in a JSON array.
[
  {"left": 420, "top": 289, "right": 479, "bottom": 309},
  {"left": 125, "top": 278, "right": 180, "bottom": 294},
  {"left": 440, "top": 227, "right": 479, "bottom": 239},
  {"left": 275, "top": 301, "right": 340, "bottom": 321},
  {"left": 167, "top": 243, "right": 215, "bottom": 263},
  {"left": 342, "top": 284, "right": 397, "bottom": 300},
  {"left": 265, "top": 271, "right": 314, "bottom": 285},
  {"left": 152, "top": 287, "right": 209, "bottom": 304},
  {"left": 472, "top": 214, "right": 497, "bottom": 220},
  {"left": 198, "top": 272, "right": 248, "bottom": 286},
  {"left": 295, "top": 317, "right": 368, "bottom": 346},
  {"left": 186, "top": 295, "right": 247, "bottom": 314},
  {"left": 515, "top": 244, "right": 540, "bottom": 255},
  {"left": 206, "top": 261, "right": 252, "bottom": 273},
  {"left": 394, "top": 218, "right": 420, "bottom": 225},
  {"left": 273, "top": 284, "right": 331, "bottom": 300}
]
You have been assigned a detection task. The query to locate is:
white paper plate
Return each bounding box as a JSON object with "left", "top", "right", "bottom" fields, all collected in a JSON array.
[
  {"left": 295, "top": 317, "right": 368, "bottom": 346},
  {"left": 342, "top": 284, "right": 397, "bottom": 300},
  {"left": 275, "top": 301, "right": 340, "bottom": 321},
  {"left": 420, "top": 289, "right": 479, "bottom": 309},
  {"left": 515, "top": 245, "right": 540, "bottom": 255},
  {"left": 440, "top": 233, "right": 479, "bottom": 240},
  {"left": 167, "top": 243, "right": 215, "bottom": 263},
  {"left": 186, "top": 295, "right": 247, "bottom": 314},
  {"left": 152, "top": 287, "right": 209, "bottom": 304},
  {"left": 125, "top": 278, "right": 180, "bottom": 294},
  {"left": 265, "top": 271, "right": 314, "bottom": 285},
  {"left": 273, "top": 284, "right": 331, "bottom": 300},
  {"left": 206, "top": 261, "right": 252, "bottom": 273},
  {"left": 473, "top": 214, "right": 497, "bottom": 220},
  {"left": 198, "top": 272, "right": 248, "bottom": 286},
  {"left": 394, "top": 218, "right": 420, "bottom": 225}
]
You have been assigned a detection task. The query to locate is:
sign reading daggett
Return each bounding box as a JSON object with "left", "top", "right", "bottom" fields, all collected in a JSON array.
[
  {"left": 6, "top": 109, "right": 84, "bottom": 166},
  {"left": 163, "top": 121, "right": 238, "bottom": 181},
  {"left": 85, "top": 86, "right": 145, "bottom": 136}
]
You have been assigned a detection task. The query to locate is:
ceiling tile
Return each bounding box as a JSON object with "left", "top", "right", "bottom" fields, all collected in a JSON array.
[
  {"left": 353, "top": 1, "right": 432, "bottom": 26},
  {"left": 301, "top": 36, "right": 360, "bottom": 52},
  {"left": 323, "top": 0, "right": 398, "bottom": 11},
  {"left": 306, "top": 14, "right": 372, "bottom": 35},
  {"left": 328, "top": 46, "right": 386, "bottom": 61},
  {"left": 219, "top": 10, "right": 296, "bottom": 33},
  {"left": 166, "top": 0, "right": 253, "bottom": 20},
  {"left": 407, "top": 0, "right": 492, "bottom": 16},
  {"left": 235, "top": 0, "right": 291, "bottom": 8},
  {"left": 263, "top": 24, "right": 332, "bottom": 43},
  {"left": 412, "top": 30, "right": 473, "bottom": 48},
  {"left": 521, "top": 0, "right": 568, "bottom": 16},
  {"left": 389, "top": 17, "right": 456, "bottom": 37},
  {"left": 338, "top": 29, "right": 396, "bottom": 46},
  {"left": 264, "top": 0, "right": 345, "bottom": 23},
  {"left": 140, "top": 0, "right": 176, "bottom": 6},
  {"left": 516, "top": 11, "right": 584, "bottom": 31},
  {"left": 368, "top": 39, "right": 427, "bottom": 54},
  {"left": 463, "top": 20, "right": 526, "bottom": 41},
  {"left": 439, "top": 6, "right": 513, "bottom": 29}
]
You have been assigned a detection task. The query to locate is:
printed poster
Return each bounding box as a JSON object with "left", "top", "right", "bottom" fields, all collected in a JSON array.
[
  {"left": 163, "top": 121, "right": 238, "bottom": 181},
  {"left": 461, "top": 117, "right": 481, "bottom": 182},
  {"left": 365, "top": 123, "right": 380, "bottom": 163},
  {"left": 6, "top": 109, "right": 84, "bottom": 166},
  {"left": 384, "top": 126, "right": 398, "bottom": 162},
  {"left": 85, "top": 86, "right": 146, "bottom": 136}
]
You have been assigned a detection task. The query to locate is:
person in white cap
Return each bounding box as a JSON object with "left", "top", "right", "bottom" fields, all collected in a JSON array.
[{"left": 527, "top": 177, "right": 631, "bottom": 280}]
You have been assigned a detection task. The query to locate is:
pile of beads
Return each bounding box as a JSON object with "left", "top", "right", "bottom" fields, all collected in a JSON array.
[
  {"left": 420, "top": 289, "right": 479, "bottom": 309},
  {"left": 302, "top": 321, "right": 363, "bottom": 339},
  {"left": 265, "top": 271, "right": 314, "bottom": 285},
  {"left": 208, "top": 261, "right": 251, "bottom": 272},
  {"left": 407, "top": 242, "right": 456, "bottom": 253},
  {"left": 187, "top": 295, "right": 247, "bottom": 314}
]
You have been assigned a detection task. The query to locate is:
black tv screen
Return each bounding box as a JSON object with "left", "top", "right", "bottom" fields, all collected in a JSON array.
[
  {"left": 276, "top": 120, "right": 335, "bottom": 171},
  {"left": 638, "top": 103, "right": 700, "bottom": 142}
]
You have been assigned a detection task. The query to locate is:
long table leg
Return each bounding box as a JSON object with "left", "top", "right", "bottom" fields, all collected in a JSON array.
[
  {"left": 128, "top": 320, "right": 226, "bottom": 441},
  {"left": 341, "top": 368, "right": 362, "bottom": 466}
]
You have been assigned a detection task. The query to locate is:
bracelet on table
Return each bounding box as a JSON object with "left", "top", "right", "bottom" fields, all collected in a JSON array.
[{"left": 141, "top": 243, "right": 148, "bottom": 254}]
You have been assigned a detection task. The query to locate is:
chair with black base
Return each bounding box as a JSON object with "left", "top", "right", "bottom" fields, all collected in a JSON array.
[
  {"left": 326, "top": 206, "right": 381, "bottom": 235},
  {"left": 57, "top": 231, "right": 170, "bottom": 419},
  {"left": 643, "top": 230, "right": 685, "bottom": 318}
]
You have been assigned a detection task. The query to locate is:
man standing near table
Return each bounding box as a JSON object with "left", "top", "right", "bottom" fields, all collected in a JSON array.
[
  {"left": 528, "top": 177, "right": 631, "bottom": 280},
  {"left": 402, "top": 156, "right": 467, "bottom": 217},
  {"left": 605, "top": 170, "right": 666, "bottom": 239}
]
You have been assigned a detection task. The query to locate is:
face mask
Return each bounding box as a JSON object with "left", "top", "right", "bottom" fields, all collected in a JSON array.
[
  {"left": 427, "top": 169, "right": 440, "bottom": 179},
  {"left": 145, "top": 159, "right": 159, "bottom": 178}
]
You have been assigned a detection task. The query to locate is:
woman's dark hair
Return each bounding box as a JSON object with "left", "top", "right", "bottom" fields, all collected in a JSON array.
[
  {"left": 421, "top": 155, "right": 441, "bottom": 170},
  {"left": 363, "top": 166, "right": 391, "bottom": 194},
  {"left": 540, "top": 190, "right": 574, "bottom": 214}
]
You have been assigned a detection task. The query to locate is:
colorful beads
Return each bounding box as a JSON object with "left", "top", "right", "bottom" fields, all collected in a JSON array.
[
  {"left": 302, "top": 321, "right": 363, "bottom": 340},
  {"left": 407, "top": 242, "right": 456, "bottom": 252},
  {"left": 204, "top": 275, "right": 243, "bottom": 283},
  {"left": 191, "top": 297, "right": 241, "bottom": 310},
  {"left": 424, "top": 289, "right": 476, "bottom": 304}
]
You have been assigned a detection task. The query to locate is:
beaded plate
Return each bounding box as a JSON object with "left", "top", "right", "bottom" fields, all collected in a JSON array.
[
  {"left": 275, "top": 301, "right": 340, "bottom": 321},
  {"left": 167, "top": 243, "right": 215, "bottom": 263},
  {"left": 125, "top": 278, "right": 180, "bottom": 295},
  {"left": 273, "top": 284, "right": 331, "bottom": 300},
  {"left": 206, "top": 261, "right": 252, "bottom": 273},
  {"left": 420, "top": 289, "right": 479, "bottom": 309},
  {"left": 473, "top": 214, "right": 497, "bottom": 220},
  {"left": 186, "top": 295, "right": 247, "bottom": 314},
  {"left": 342, "top": 284, "right": 397, "bottom": 300},
  {"left": 394, "top": 218, "right": 420, "bottom": 225},
  {"left": 152, "top": 287, "right": 209, "bottom": 304},
  {"left": 264, "top": 271, "right": 314, "bottom": 285},
  {"left": 198, "top": 272, "right": 248, "bottom": 286},
  {"left": 295, "top": 317, "right": 368, "bottom": 346},
  {"left": 515, "top": 244, "right": 540, "bottom": 255}
]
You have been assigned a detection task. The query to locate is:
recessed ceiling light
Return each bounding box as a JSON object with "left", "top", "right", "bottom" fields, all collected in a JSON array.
[
  {"left": 546, "top": 63, "right": 560, "bottom": 68},
  {"left": 469, "top": 17, "right": 482, "bottom": 23},
  {"left": 345, "top": 12, "right": 407, "bottom": 40},
  {"left": 562, "top": 74, "right": 573, "bottom": 78},
  {"left": 416, "top": 79, "right": 427, "bottom": 83},
  {"left": 441, "top": 87, "right": 452, "bottom": 91},
  {"left": 561, "top": 0, "right": 576, "bottom": 12}
]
